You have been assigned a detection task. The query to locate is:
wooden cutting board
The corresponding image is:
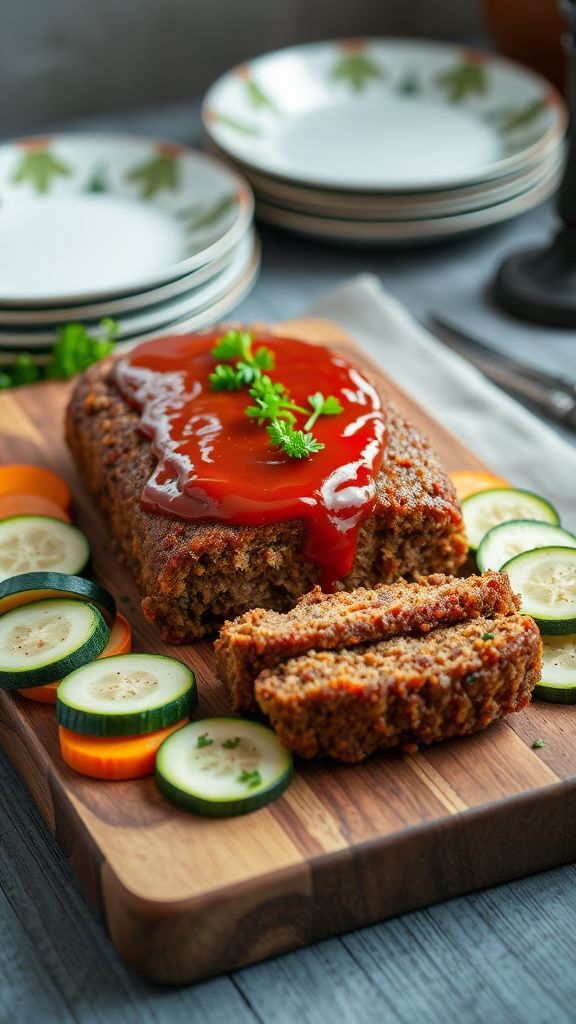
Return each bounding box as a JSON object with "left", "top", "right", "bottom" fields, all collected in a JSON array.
[{"left": 0, "top": 318, "right": 574, "bottom": 985}]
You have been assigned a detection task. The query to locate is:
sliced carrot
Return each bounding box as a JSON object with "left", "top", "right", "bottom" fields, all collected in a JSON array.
[
  {"left": 450, "top": 470, "right": 511, "bottom": 502},
  {"left": 59, "top": 718, "right": 188, "bottom": 779},
  {"left": 0, "top": 465, "right": 71, "bottom": 511},
  {"left": 0, "top": 493, "right": 71, "bottom": 523},
  {"left": 19, "top": 612, "right": 132, "bottom": 704}
]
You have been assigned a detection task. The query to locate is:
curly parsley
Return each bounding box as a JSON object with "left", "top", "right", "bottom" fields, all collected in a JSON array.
[{"left": 209, "top": 330, "right": 343, "bottom": 459}]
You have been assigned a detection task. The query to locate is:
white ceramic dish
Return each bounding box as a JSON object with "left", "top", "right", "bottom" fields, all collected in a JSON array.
[
  {"left": 0, "top": 133, "right": 254, "bottom": 306},
  {"left": 254, "top": 166, "right": 561, "bottom": 244},
  {"left": 0, "top": 233, "right": 259, "bottom": 346},
  {"left": 0, "top": 236, "right": 251, "bottom": 326},
  {"left": 203, "top": 38, "right": 566, "bottom": 192},
  {"left": 210, "top": 143, "right": 563, "bottom": 221}
]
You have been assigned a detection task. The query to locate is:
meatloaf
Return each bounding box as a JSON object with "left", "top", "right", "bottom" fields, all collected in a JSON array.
[
  {"left": 255, "top": 614, "right": 541, "bottom": 761},
  {"left": 216, "top": 571, "right": 519, "bottom": 712},
  {"left": 66, "top": 355, "right": 467, "bottom": 643}
]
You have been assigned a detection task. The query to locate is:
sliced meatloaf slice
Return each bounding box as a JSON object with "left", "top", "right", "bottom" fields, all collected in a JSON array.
[
  {"left": 255, "top": 613, "right": 541, "bottom": 761},
  {"left": 215, "top": 571, "right": 519, "bottom": 712},
  {"left": 65, "top": 356, "right": 467, "bottom": 644}
]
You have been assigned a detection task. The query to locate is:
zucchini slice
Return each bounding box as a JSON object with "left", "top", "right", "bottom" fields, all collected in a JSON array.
[
  {"left": 477, "top": 520, "right": 576, "bottom": 573},
  {"left": 502, "top": 546, "right": 576, "bottom": 634},
  {"left": 155, "top": 718, "right": 293, "bottom": 817},
  {"left": 535, "top": 634, "right": 576, "bottom": 703},
  {"left": 0, "top": 598, "right": 109, "bottom": 689},
  {"left": 57, "top": 654, "right": 197, "bottom": 736},
  {"left": 461, "top": 488, "right": 560, "bottom": 552},
  {"left": 0, "top": 516, "right": 90, "bottom": 582},
  {"left": 0, "top": 572, "right": 116, "bottom": 625}
]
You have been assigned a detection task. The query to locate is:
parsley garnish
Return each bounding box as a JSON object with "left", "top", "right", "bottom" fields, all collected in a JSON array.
[
  {"left": 266, "top": 420, "right": 325, "bottom": 459},
  {"left": 208, "top": 330, "right": 342, "bottom": 459},
  {"left": 532, "top": 738, "right": 545, "bottom": 749},
  {"left": 222, "top": 737, "right": 240, "bottom": 749},
  {"left": 304, "top": 392, "right": 344, "bottom": 431},
  {"left": 482, "top": 632, "right": 495, "bottom": 641},
  {"left": 237, "top": 769, "right": 262, "bottom": 788},
  {"left": 197, "top": 733, "right": 213, "bottom": 748},
  {"left": 465, "top": 672, "right": 479, "bottom": 684},
  {"left": 0, "top": 319, "right": 117, "bottom": 390}
]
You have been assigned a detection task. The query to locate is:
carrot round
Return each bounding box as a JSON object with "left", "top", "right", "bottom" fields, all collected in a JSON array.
[
  {"left": 450, "top": 470, "right": 510, "bottom": 502},
  {"left": 59, "top": 718, "right": 188, "bottom": 779},
  {"left": 0, "top": 493, "right": 71, "bottom": 523},
  {"left": 0, "top": 465, "right": 71, "bottom": 511},
  {"left": 18, "top": 612, "right": 132, "bottom": 704}
]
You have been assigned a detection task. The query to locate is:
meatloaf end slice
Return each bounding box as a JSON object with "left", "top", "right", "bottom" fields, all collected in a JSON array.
[
  {"left": 254, "top": 613, "right": 542, "bottom": 761},
  {"left": 66, "top": 356, "right": 467, "bottom": 643},
  {"left": 215, "top": 571, "right": 519, "bottom": 712}
]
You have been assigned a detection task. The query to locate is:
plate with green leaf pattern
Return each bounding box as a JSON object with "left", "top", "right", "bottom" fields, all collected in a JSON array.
[
  {"left": 203, "top": 38, "right": 565, "bottom": 192},
  {"left": 0, "top": 134, "right": 254, "bottom": 306}
]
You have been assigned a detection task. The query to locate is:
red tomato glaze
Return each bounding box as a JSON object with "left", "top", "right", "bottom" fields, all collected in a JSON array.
[{"left": 115, "top": 331, "right": 387, "bottom": 590}]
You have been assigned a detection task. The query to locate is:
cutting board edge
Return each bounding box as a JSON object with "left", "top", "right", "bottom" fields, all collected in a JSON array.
[{"left": 99, "top": 777, "right": 576, "bottom": 984}]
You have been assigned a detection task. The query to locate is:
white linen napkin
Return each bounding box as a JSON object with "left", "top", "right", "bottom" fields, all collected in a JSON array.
[{"left": 308, "top": 274, "right": 575, "bottom": 529}]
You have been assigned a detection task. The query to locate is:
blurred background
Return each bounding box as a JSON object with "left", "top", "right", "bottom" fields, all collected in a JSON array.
[{"left": 1, "top": 0, "right": 487, "bottom": 132}]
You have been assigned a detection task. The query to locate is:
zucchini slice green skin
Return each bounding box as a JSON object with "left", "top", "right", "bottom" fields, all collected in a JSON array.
[
  {"left": 155, "top": 718, "right": 294, "bottom": 818},
  {"left": 0, "top": 515, "right": 90, "bottom": 582},
  {"left": 0, "top": 599, "right": 110, "bottom": 689},
  {"left": 56, "top": 654, "right": 197, "bottom": 737},
  {"left": 461, "top": 488, "right": 560, "bottom": 552},
  {"left": 534, "top": 634, "right": 576, "bottom": 704},
  {"left": 502, "top": 546, "right": 576, "bottom": 635},
  {"left": 477, "top": 520, "right": 576, "bottom": 573},
  {"left": 0, "top": 571, "right": 116, "bottom": 626}
]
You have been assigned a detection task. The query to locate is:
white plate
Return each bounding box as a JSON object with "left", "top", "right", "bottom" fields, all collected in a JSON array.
[
  {"left": 209, "top": 140, "right": 563, "bottom": 220},
  {"left": 0, "top": 235, "right": 249, "bottom": 325},
  {"left": 203, "top": 39, "right": 566, "bottom": 192},
  {"left": 0, "top": 232, "right": 259, "bottom": 346},
  {"left": 0, "top": 133, "right": 254, "bottom": 305},
  {"left": 254, "top": 166, "right": 561, "bottom": 244}
]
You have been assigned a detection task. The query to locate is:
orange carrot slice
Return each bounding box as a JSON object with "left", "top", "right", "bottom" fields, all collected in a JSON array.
[
  {"left": 19, "top": 612, "right": 132, "bottom": 704},
  {"left": 450, "top": 470, "right": 511, "bottom": 502},
  {"left": 0, "top": 465, "right": 71, "bottom": 511},
  {"left": 0, "top": 493, "right": 71, "bottom": 523},
  {"left": 59, "top": 718, "right": 188, "bottom": 779}
]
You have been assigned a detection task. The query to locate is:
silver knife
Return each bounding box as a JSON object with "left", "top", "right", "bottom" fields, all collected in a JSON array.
[{"left": 426, "top": 316, "right": 576, "bottom": 431}]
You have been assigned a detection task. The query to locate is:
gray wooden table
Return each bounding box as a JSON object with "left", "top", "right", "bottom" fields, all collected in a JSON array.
[{"left": 2, "top": 102, "right": 576, "bottom": 1024}]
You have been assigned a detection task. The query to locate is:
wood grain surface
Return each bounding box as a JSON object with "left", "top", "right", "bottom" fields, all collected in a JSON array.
[{"left": 0, "top": 317, "right": 574, "bottom": 986}]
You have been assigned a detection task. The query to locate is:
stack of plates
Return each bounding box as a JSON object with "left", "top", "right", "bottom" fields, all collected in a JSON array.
[
  {"left": 203, "top": 39, "right": 567, "bottom": 246},
  {"left": 0, "top": 134, "right": 258, "bottom": 350}
]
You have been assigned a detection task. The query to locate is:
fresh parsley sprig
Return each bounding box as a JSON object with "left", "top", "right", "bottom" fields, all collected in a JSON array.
[
  {"left": 0, "top": 319, "right": 117, "bottom": 390},
  {"left": 266, "top": 419, "right": 325, "bottom": 458},
  {"left": 304, "top": 392, "right": 344, "bottom": 431},
  {"left": 208, "top": 330, "right": 343, "bottom": 459}
]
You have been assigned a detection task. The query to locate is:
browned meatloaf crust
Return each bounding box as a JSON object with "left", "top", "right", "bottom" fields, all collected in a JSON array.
[
  {"left": 216, "top": 571, "right": 519, "bottom": 712},
  {"left": 66, "top": 355, "right": 467, "bottom": 643},
  {"left": 255, "top": 614, "right": 542, "bottom": 761}
]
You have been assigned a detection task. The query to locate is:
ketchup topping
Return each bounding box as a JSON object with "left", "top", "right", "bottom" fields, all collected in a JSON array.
[{"left": 115, "top": 331, "right": 387, "bottom": 590}]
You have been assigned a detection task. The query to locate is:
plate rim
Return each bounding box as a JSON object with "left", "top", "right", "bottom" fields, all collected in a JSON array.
[
  {"left": 202, "top": 36, "right": 567, "bottom": 193},
  {"left": 0, "top": 131, "right": 255, "bottom": 307}
]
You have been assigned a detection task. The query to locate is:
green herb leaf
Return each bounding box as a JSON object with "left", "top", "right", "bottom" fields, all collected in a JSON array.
[
  {"left": 222, "top": 737, "right": 240, "bottom": 749},
  {"left": 0, "top": 369, "right": 13, "bottom": 389},
  {"left": 197, "top": 733, "right": 213, "bottom": 748},
  {"left": 304, "top": 391, "right": 344, "bottom": 430},
  {"left": 253, "top": 346, "right": 275, "bottom": 370},
  {"left": 532, "top": 738, "right": 545, "bottom": 749},
  {"left": 211, "top": 330, "right": 253, "bottom": 362},
  {"left": 482, "top": 632, "right": 495, "bottom": 641},
  {"left": 209, "top": 363, "right": 243, "bottom": 391},
  {"left": 237, "top": 768, "right": 262, "bottom": 788},
  {"left": 267, "top": 420, "right": 325, "bottom": 459},
  {"left": 464, "top": 672, "right": 479, "bottom": 684},
  {"left": 12, "top": 354, "right": 40, "bottom": 386}
]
